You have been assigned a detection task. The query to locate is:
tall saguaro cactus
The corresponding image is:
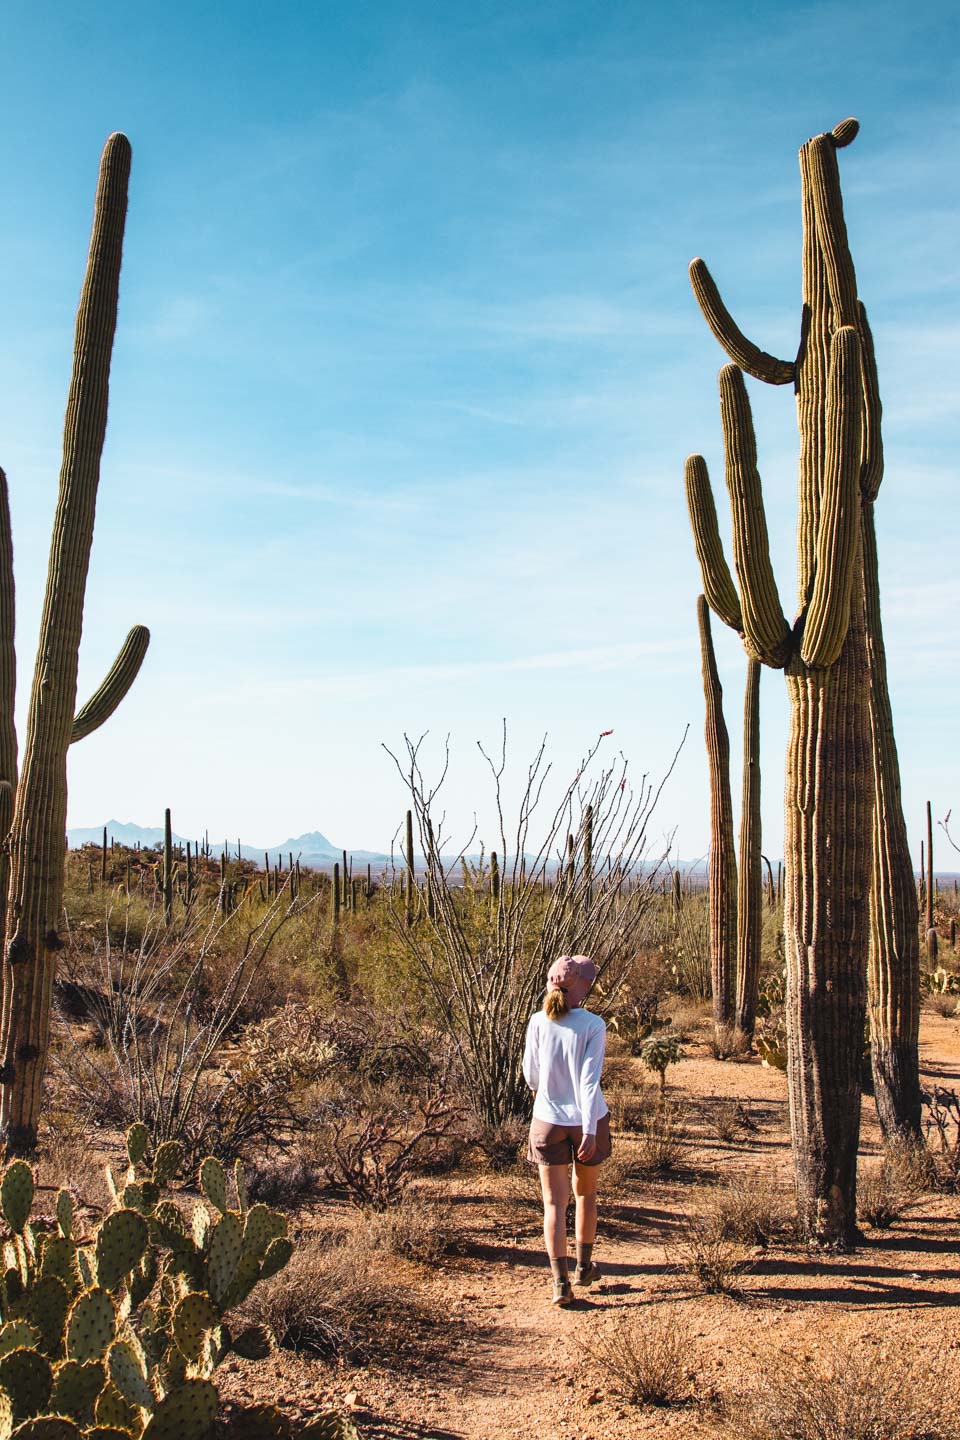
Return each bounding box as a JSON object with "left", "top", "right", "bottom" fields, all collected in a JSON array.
[
  {"left": 0, "top": 134, "right": 149, "bottom": 1153},
  {"left": 736, "top": 659, "right": 762, "bottom": 1039},
  {"left": 685, "top": 118, "right": 885, "bottom": 1243},
  {"left": 696, "top": 596, "right": 737, "bottom": 1032}
]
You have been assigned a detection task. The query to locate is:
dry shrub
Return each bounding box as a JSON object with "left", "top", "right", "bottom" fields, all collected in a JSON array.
[
  {"left": 736, "top": 1343, "right": 960, "bottom": 1440},
  {"left": 587, "top": 1306, "right": 695, "bottom": 1407},
  {"left": 710, "top": 1098, "right": 757, "bottom": 1143},
  {"left": 634, "top": 1100, "right": 688, "bottom": 1174},
  {"left": 671, "top": 1213, "right": 750, "bottom": 1296},
  {"left": 243, "top": 1150, "right": 320, "bottom": 1209},
  {"left": 245, "top": 1234, "right": 425, "bottom": 1363},
  {"left": 607, "top": 1083, "right": 649, "bottom": 1134},
  {"left": 927, "top": 992, "right": 959, "bottom": 1018},
  {"left": 856, "top": 1149, "right": 923, "bottom": 1230},
  {"left": 707, "top": 1171, "right": 792, "bottom": 1246},
  {"left": 711, "top": 1023, "right": 751, "bottom": 1062},
  {"left": 474, "top": 1116, "right": 528, "bottom": 1172},
  {"left": 318, "top": 1084, "right": 464, "bottom": 1209},
  {"left": 355, "top": 1194, "right": 459, "bottom": 1263}
]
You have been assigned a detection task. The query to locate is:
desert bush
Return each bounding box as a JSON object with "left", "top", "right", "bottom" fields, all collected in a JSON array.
[
  {"left": 53, "top": 889, "right": 320, "bottom": 1161},
  {"left": 246, "top": 1234, "right": 425, "bottom": 1363},
  {"left": 664, "top": 892, "right": 711, "bottom": 1000},
  {"left": 921, "top": 1085, "right": 960, "bottom": 1191},
  {"left": 586, "top": 1306, "right": 695, "bottom": 1407},
  {"left": 633, "top": 1099, "right": 688, "bottom": 1175},
  {"left": 710, "top": 1098, "right": 751, "bottom": 1143},
  {"left": 319, "top": 1085, "right": 464, "bottom": 1209},
  {"left": 607, "top": 1083, "right": 649, "bottom": 1134},
  {"left": 735, "top": 1343, "right": 960, "bottom": 1440},
  {"left": 706, "top": 1171, "right": 792, "bottom": 1246},
  {"left": 608, "top": 985, "right": 663, "bottom": 1054},
  {"left": 711, "top": 1022, "right": 751, "bottom": 1061},
  {"left": 244, "top": 1150, "right": 321, "bottom": 1209},
  {"left": 672, "top": 1212, "right": 750, "bottom": 1296},
  {"left": 475, "top": 1116, "right": 528, "bottom": 1171},
  {"left": 856, "top": 1149, "right": 924, "bottom": 1229},
  {"left": 356, "top": 1194, "right": 459, "bottom": 1263},
  {"left": 927, "top": 991, "right": 960, "bottom": 1018}
]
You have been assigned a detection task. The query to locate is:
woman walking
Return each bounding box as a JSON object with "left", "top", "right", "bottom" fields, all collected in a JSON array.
[{"left": 523, "top": 954, "right": 611, "bottom": 1306}]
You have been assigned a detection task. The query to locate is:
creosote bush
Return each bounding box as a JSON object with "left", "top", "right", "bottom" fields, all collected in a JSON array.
[{"left": 586, "top": 1307, "right": 696, "bottom": 1407}]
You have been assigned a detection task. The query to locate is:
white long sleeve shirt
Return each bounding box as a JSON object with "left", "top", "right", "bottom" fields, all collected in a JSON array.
[{"left": 522, "top": 1006, "right": 609, "bottom": 1136}]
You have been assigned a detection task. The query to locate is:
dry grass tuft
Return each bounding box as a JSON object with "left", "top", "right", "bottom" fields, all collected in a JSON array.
[
  {"left": 706, "top": 1170, "right": 792, "bottom": 1246},
  {"left": 355, "top": 1194, "right": 460, "bottom": 1263},
  {"left": 856, "top": 1151, "right": 923, "bottom": 1230},
  {"left": 634, "top": 1100, "right": 688, "bottom": 1174},
  {"left": 586, "top": 1306, "right": 696, "bottom": 1407},
  {"left": 244, "top": 1234, "right": 427, "bottom": 1363},
  {"left": 711, "top": 1022, "right": 751, "bottom": 1061},
  {"left": 671, "top": 1213, "right": 751, "bottom": 1296},
  {"left": 735, "top": 1343, "right": 960, "bottom": 1440}
]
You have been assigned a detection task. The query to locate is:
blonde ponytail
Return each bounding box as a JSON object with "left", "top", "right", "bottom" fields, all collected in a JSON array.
[{"left": 544, "top": 987, "right": 569, "bottom": 1021}]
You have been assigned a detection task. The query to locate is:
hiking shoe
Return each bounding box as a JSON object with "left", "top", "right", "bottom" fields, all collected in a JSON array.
[
  {"left": 574, "top": 1262, "right": 601, "bottom": 1287},
  {"left": 552, "top": 1278, "right": 574, "bottom": 1306}
]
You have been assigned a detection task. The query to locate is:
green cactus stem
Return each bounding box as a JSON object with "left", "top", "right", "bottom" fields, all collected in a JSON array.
[
  {"left": 735, "top": 660, "right": 762, "bottom": 1039},
  {"left": 0, "top": 135, "right": 150, "bottom": 1154},
  {"left": 332, "top": 864, "right": 340, "bottom": 925},
  {"left": 696, "top": 597, "right": 737, "bottom": 1032},
  {"left": 163, "top": 809, "right": 173, "bottom": 927},
  {"left": 926, "top": 801, "right": 934, "bottom": 933},
  {"left": 490, "top": 850, "right": 500, "bottom": 906}
]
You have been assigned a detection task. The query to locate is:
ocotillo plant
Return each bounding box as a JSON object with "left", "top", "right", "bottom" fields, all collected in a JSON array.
[
  {"left": 685, "top": 118, "right": 892, "bottom": 1242},
  {"left": 696, "top": 596, "right": 736, "bottom": 1032},
  {"left": 0, "top": 135, "right": 150, "bottom": 1153}
]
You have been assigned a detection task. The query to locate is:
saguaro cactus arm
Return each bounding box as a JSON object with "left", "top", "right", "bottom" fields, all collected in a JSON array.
[
  {"left": 718, "top": 365, "right": 792, "bottom": 667},
  {"left": 71, "top": 625, "right": 150, "bottom": 743},
  {"left": 684, "top": 455, "right": 743, "bottom": 633},
  {"left": 800, "top": 326, "right": 863, "bottom": 668},
  {"left": 857, "top": 303, "right": 883, "bottom": 501},
  {"left": 808, "top": 136, "right": 859, "bottom": 327},
  {"left": 689, "top": 259, "right": 795, "bottom": 386}
]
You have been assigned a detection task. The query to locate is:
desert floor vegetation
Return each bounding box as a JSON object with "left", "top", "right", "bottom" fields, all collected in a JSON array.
[{"left": 21, "top": 845, "right": 959, "bottom": 1438}]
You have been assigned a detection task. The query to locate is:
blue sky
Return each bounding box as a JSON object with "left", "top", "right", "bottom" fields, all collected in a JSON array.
[{"left": 0, "top": 1, "right": 956, "bottom": 862}]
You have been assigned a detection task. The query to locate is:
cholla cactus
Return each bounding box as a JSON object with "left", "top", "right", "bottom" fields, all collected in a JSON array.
[
  {"left": 639, "top": 1035, "right": 684, "bottom": 1098},
  {"left": 0, "top": 1125, "right": 356, "bottom": 1438}
]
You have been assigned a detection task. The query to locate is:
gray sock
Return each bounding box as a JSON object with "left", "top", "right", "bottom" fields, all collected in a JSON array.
[
  {"left": 576, "top": 1243, "right": 594, "bottom": 1271},
  {"left": 550, "top": 1257, "right": 570, "bottom": 1283}
]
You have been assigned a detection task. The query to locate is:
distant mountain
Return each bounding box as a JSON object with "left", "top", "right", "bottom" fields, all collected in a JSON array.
[{"left": 67, "top": 820, "right": 391, "bottom": 869}]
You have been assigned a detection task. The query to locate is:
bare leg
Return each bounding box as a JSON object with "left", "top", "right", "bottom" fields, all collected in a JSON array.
[
  {"left": 572, "top": 1160, "right": 599, "bottom": 1247},
  {"left": 539, "top": 1163, "right": 570, "bottom": 1259}
]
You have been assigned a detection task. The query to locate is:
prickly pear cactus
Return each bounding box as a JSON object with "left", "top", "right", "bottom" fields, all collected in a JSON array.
[{"left": 0, "top": 1127, "right": 358, "bottom": 1439}]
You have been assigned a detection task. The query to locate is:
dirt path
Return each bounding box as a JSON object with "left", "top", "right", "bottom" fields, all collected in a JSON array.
[{"left": 237, "top": 1013, "right": 960, "bottom": 1440}]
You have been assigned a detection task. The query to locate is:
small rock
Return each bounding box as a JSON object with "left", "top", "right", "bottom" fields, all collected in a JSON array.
[
  {"left": 343, "top": 1391, "right": 360, "bottom": 1408},
  {"left": 586, "top": 1389, "right": 603, "bottom": 1405}
]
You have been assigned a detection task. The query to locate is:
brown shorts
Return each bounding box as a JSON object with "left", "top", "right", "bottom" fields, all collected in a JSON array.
[{"left": 527, "top": 1113, "right": 612, "bottom": 1167}]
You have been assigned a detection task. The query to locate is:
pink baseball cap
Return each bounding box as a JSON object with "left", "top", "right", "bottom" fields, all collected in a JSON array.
[{"left": 547, "top": 954, "right": 598, "bottom": 1006}]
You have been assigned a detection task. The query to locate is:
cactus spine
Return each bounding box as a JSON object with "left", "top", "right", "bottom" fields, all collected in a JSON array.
[
  {"left": 686, "top": 119, "right": 891, "bottom": 1243},
  {"left": 0, "top": 135, "right": 151, "bottom": 1153},
  {"left": 735, "top": 660, "right": 762, "bottom": 1038},
  {"left": 696, "top": 596, "right": 736, "bottom": 1032}
]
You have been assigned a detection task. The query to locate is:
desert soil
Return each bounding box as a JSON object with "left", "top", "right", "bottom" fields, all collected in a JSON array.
[{"left": 224, "top": 1010, "right": 960, "bottom": 1440}]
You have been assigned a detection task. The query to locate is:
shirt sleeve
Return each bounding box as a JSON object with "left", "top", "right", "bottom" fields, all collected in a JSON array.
[
  {"left": 579, "top": 1019, "right": 607, "bottom": 1135},
  {"left": 522, "top": 1014, "right": 540, "bottom": 1092}
]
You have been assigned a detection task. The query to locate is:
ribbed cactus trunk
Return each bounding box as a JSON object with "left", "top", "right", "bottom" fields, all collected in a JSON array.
[
  {"left": 0, "top": 135, "right": 134, "bottom": 1153},
  {"left": 162, "top": 809, "right": 173, "bottom": 927},
  {"left": 696, "top": 597, "right": 736, "bottom": 1030},
  {"left": 685, "top": 119, "right": 897, "bottom": 1243},
  {"left": 735, "top": 659, "right": 762, "bottom": 1039},
  {"left": 862, "top": 505, "right": 921, "bottom": 1139}
]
